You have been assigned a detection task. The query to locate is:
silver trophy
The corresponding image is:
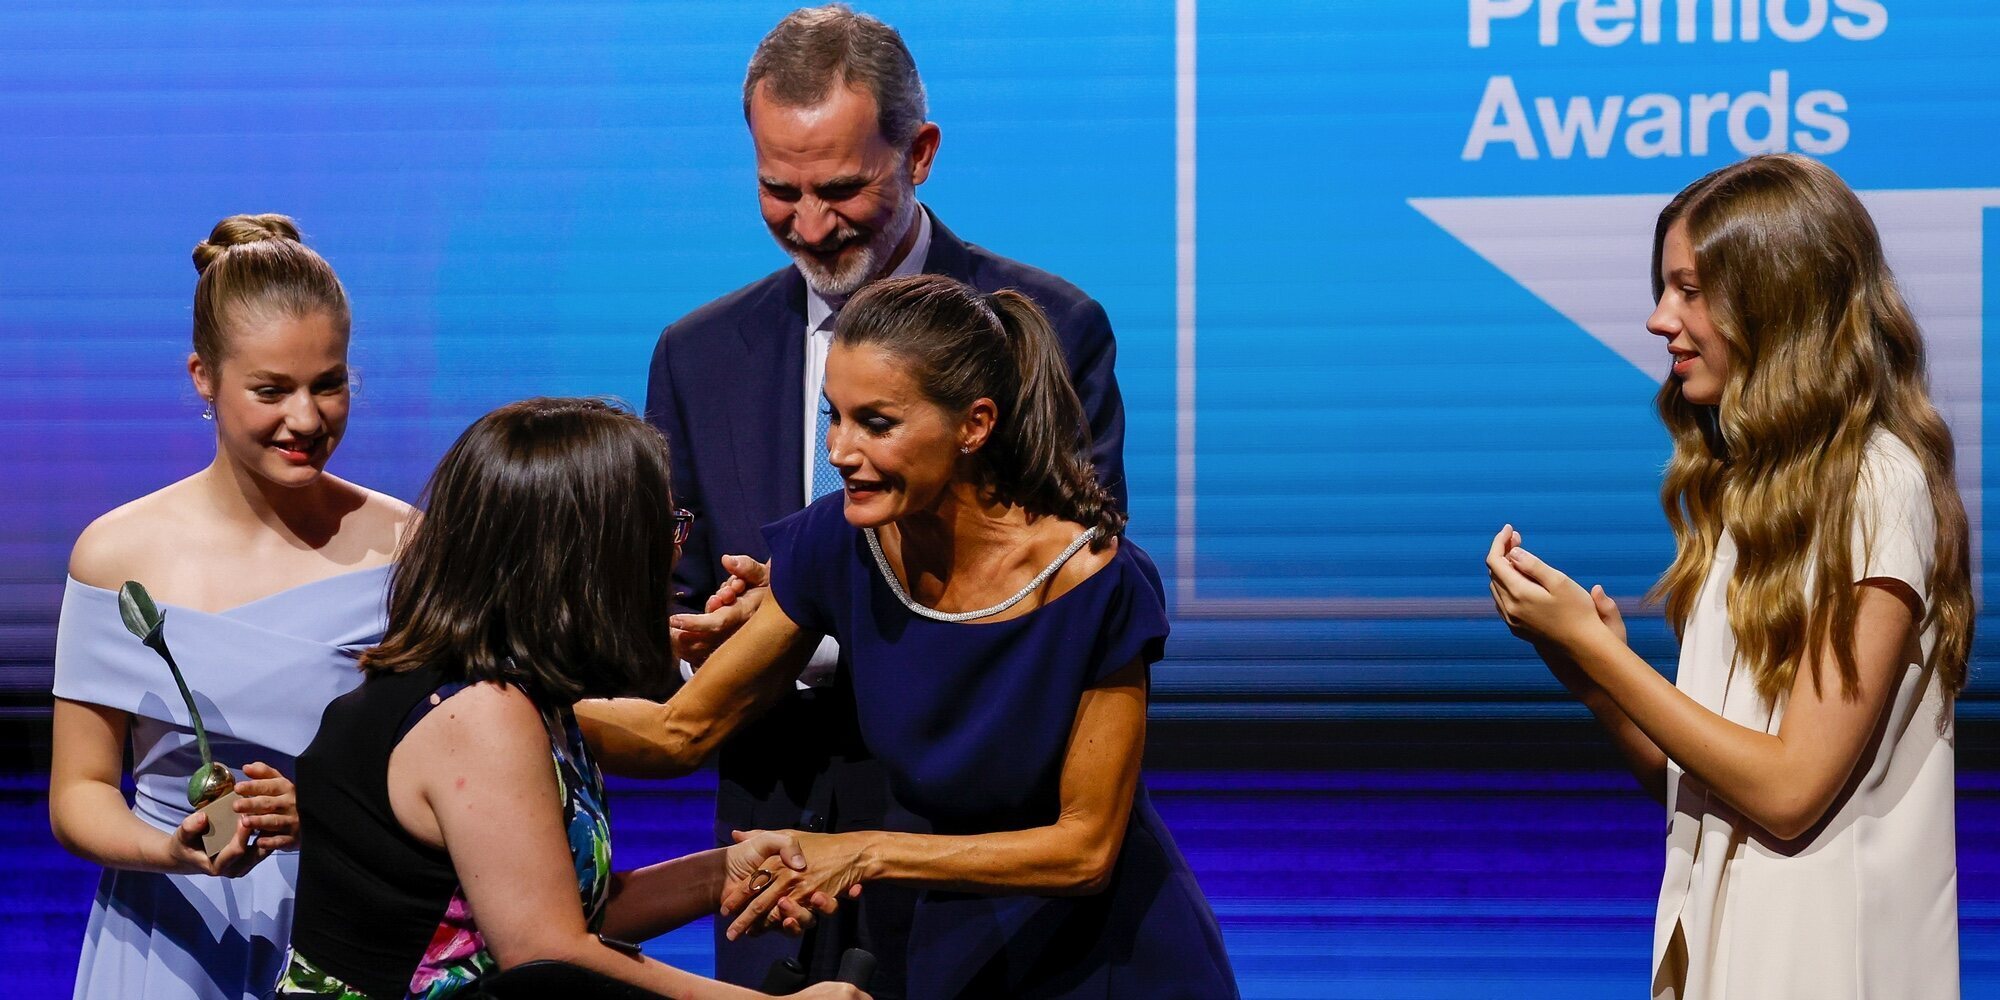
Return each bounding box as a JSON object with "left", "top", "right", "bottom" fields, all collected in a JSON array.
[{"left": 118, "top": 581, "right": 241, "bottom": 858}]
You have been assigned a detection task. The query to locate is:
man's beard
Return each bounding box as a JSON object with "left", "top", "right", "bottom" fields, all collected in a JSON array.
[{"left": 782, "top": 193, "right": 919, "bottom": 297}]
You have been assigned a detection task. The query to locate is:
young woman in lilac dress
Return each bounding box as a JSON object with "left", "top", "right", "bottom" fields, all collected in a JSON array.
[
  {"left": 580, "top": 274, "right": 1237, "bottom": 999},
  {"left": 48, "top": 214, "right": 412, "bottom": 999}
]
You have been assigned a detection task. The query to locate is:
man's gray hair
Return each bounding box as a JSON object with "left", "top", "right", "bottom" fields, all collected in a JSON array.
[{"left": 743, "top": 4, "right": 928, "bottom": 147}]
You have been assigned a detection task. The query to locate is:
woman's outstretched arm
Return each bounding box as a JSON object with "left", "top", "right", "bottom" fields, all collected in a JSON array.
[
  {"left": 598, "top": 832, "right": 837, "bottom": 943},
  {"left": 578, "top": 594, "right": 818, "bottom": 778}
]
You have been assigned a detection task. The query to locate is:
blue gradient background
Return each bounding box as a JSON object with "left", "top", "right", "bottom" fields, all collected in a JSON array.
[
  {"left": 9, "top": 2, "right": 2000, "bottom": 713},
  {"left": 10, "top": 3, "right": 2000, "bottom": 701},
  {"left": 1, "top": 1, "right": 1179, "bottom": 691},
  {"left": 8, "top": 2, "right": 2000, "bottom": 996}
]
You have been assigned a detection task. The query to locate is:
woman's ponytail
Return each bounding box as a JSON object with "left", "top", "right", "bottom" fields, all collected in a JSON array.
[
  {"left": 834, "top": 274, "right": 1125, "bottom": 546},
  {"left": 985, "top": 289, "right": 1125, "bottom": 544}
]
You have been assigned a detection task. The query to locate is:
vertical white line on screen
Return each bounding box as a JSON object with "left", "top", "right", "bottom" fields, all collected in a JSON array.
[{"left": 1174, "top": 0, "right": 1197, "bottom": 609}]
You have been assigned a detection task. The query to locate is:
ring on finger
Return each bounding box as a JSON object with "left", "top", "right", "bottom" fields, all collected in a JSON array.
[{"left": 746, "top": 866, "right": 777, "bottom": 895}]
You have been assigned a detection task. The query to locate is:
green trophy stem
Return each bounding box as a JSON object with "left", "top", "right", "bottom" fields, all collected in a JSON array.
[
  {"left": 145, "top": 635, "right": 214, "bottom": 775},
  {"left": 118, "top": 581, "right": 230, "bottom": 806}
]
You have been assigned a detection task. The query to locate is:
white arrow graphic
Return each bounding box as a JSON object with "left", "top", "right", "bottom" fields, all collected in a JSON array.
[{"left": 1412, "top": 188, "right": 2000, "bottom": 568}]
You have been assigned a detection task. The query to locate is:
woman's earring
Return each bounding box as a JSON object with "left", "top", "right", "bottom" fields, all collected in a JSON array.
[
  {"left": 200, "top": 398, "right": 215, "bottom": 421},
  {"left": 960, "top": 445, "right": 972, "bottom": 454}
]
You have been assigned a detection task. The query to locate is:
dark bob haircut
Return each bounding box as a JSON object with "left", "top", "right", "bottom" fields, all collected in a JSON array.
[{"left": 361, "top": 397, "right": 677, "bottom": 704}]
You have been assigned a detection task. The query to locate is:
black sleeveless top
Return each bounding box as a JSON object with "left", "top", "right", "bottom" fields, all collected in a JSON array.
[{"left": 286, "top": 663, "right": 612, "bottom": 999}]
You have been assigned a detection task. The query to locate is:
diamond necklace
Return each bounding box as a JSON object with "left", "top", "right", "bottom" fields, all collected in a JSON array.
[{"left": 864, "top": 524, "right": 1101, "bottom": 623}]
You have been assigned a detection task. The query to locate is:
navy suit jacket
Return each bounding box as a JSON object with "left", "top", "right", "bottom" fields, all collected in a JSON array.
[{"left": 646, "top": 211, "right": 1127, "bottom": 638}]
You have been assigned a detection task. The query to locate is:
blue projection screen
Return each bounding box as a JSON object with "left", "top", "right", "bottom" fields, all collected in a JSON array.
[{"left": 6, "top": 2, "right": 2000, "bottom": 717}]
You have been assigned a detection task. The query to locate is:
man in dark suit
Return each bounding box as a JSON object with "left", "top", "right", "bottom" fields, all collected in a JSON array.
[{"left": 642, "top": 6, "right": 1126, "bottom": 994}]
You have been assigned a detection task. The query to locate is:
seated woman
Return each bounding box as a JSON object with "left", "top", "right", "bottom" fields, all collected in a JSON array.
[
  {"left": 580, "top": 276, "right": 1238, "bottom": 999},
  {"left": 277, "top": 398, "right": 861, "bottom": 1000}
]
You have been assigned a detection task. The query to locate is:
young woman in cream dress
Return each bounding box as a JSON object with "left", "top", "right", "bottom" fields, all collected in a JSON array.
[{"left": 1487, "top": 154, "right": 1969, "bottom": 1000}]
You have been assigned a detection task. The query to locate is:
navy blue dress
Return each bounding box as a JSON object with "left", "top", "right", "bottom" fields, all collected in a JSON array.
[{"left": 765, "top": 496, "right": 1238, "bottom": 1000}]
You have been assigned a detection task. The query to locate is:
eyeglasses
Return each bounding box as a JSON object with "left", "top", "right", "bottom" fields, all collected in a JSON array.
[{"left": 669, "top": 508, "right": 696, "bottom": 546}]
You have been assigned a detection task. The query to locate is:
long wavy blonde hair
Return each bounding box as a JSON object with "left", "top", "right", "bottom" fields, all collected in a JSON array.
[{"left": 1647, "top": 154, "right": 1972, "bottom": 701}]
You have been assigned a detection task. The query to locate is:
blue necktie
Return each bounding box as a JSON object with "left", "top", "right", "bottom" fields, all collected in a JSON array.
[{"left": 811, "top": 324, "right": 843, "bottom": 501}]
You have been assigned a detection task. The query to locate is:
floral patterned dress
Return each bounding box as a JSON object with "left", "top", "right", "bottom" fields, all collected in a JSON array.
[{"left": 276, "top": 696, "right": 612, "bottom": 999}]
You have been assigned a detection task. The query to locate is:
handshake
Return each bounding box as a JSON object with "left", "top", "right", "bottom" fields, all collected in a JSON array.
[
  {"left": 721, "top": 828, "right": 867, "bottom": 942},
  {"left": 720, "top": 829, "right": 873, "bottom": 999}
]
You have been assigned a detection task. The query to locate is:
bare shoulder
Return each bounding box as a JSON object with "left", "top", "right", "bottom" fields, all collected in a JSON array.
[
  {"left": 359, "top": 485, "right": 418, "bottom": 550},
  {"left": 1067, "top": 519, "right": 1119, "bottom": 572},
  {"left": 413, "top": 681, "right": 546, "bottom": 757},
  {"left": 322, "top": 475, "right": 418, "bottom": 560},
  {"left": 388, "top": 680, "right": 556, "bottom": 852},
  {"left": 394, "top": 682, "right": 554, "bottom": 806},
  {"left": 67, "top": 477, "right": 207, "bottom": 589},
  {"left": 1045, "top": 520, "right": 1118, "bottom": 598}
]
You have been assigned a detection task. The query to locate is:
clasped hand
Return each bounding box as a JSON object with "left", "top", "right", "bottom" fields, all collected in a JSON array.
[
  {"left": 720, "top": 830, "right": 865, "bottom": 942},
  {"left": 1484, "top": 524, "right": 1626, "bottom": 653},
  {"left": 721, "top": 829, "right": 858, "bottom": 939},
  {"left": 165, "top": 760, "right": 297, "bottom": 878}
]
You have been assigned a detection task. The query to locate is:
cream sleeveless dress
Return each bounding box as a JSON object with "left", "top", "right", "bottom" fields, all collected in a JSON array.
[{"left": 1653, "top": 430, "right": 1958, "bottom": 999}]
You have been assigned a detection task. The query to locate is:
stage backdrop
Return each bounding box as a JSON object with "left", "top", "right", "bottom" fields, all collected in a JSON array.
[{"left": 6, "top": 1, "right": 2000, "bottom": 719}]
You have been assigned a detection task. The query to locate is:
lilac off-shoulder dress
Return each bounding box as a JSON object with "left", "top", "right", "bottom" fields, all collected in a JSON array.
[{"left": 52, "top": 566, "right": 389, "bottom": 1000}]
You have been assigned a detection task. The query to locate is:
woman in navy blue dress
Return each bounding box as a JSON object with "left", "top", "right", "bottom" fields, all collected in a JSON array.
[{"left": 590, "top": 274, "right": 1236, "bottom": 999}]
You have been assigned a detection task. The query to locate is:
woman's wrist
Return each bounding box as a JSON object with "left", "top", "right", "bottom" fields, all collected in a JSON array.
[
  {"left": 1531, "top": 640, "right": 1597, "bottom": 693},
  {"left": 146, "top": 826, "right": 191, "bottom": 874},
  {"left": 846, "top": 830, "right": 892, "bottom": 883},
  {"left": 1569, "top": 625, "right": 1646, "bottom": 700},
  {"left": 1555, "top": 621, "right": 1614, "bottom": 670}
]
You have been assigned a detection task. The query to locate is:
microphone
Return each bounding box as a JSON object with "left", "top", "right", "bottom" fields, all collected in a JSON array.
[
  {"left": 759, "top": 958, "right": 807, "bottom": 994},
  {"left": 759, "top": 948, "right": 873, "bottom": 994},
  {"left": 835, "top": 948, "right": 876, "bottom": 988}
]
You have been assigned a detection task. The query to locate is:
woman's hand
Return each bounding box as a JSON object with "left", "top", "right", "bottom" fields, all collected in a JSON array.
[
  {"left": 1491, "top": 525, "right": 1629, "bottom": 692},
  {"left": 721, "top": 830, "right": 866, "bottom": 941},
  {"left": 232, "top": 761, "right": 300, "bottom": 850},
  {"left": 162, "top": 805, "right": 264, "bottom": 878},
  {"left": 1533, "top": 585, "right": 1629, "bottom": 694},
  {"left": 673, "top": 556, "right": 771, "bottom": 668},
  {"left": 1589, "top": 584, "right": 1626, "bottom": 644},
  {"left": 722, "top": 829, "right": 849, "bottom": 937},
  {"left": 160, "top": 761, "right": 296, "bottom": 877},
  {"left": 1486, "top": 525, "right": 1608, "bottom": 652}
]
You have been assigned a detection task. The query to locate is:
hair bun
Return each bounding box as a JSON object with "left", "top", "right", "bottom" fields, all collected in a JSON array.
[{"left": 192, "top": 213, "right": 304, "bottom": 274}]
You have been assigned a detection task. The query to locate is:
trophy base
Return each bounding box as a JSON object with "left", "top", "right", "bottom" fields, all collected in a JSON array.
[{"left": 198, "top": 790, "right": 241, "bottom": 858}]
